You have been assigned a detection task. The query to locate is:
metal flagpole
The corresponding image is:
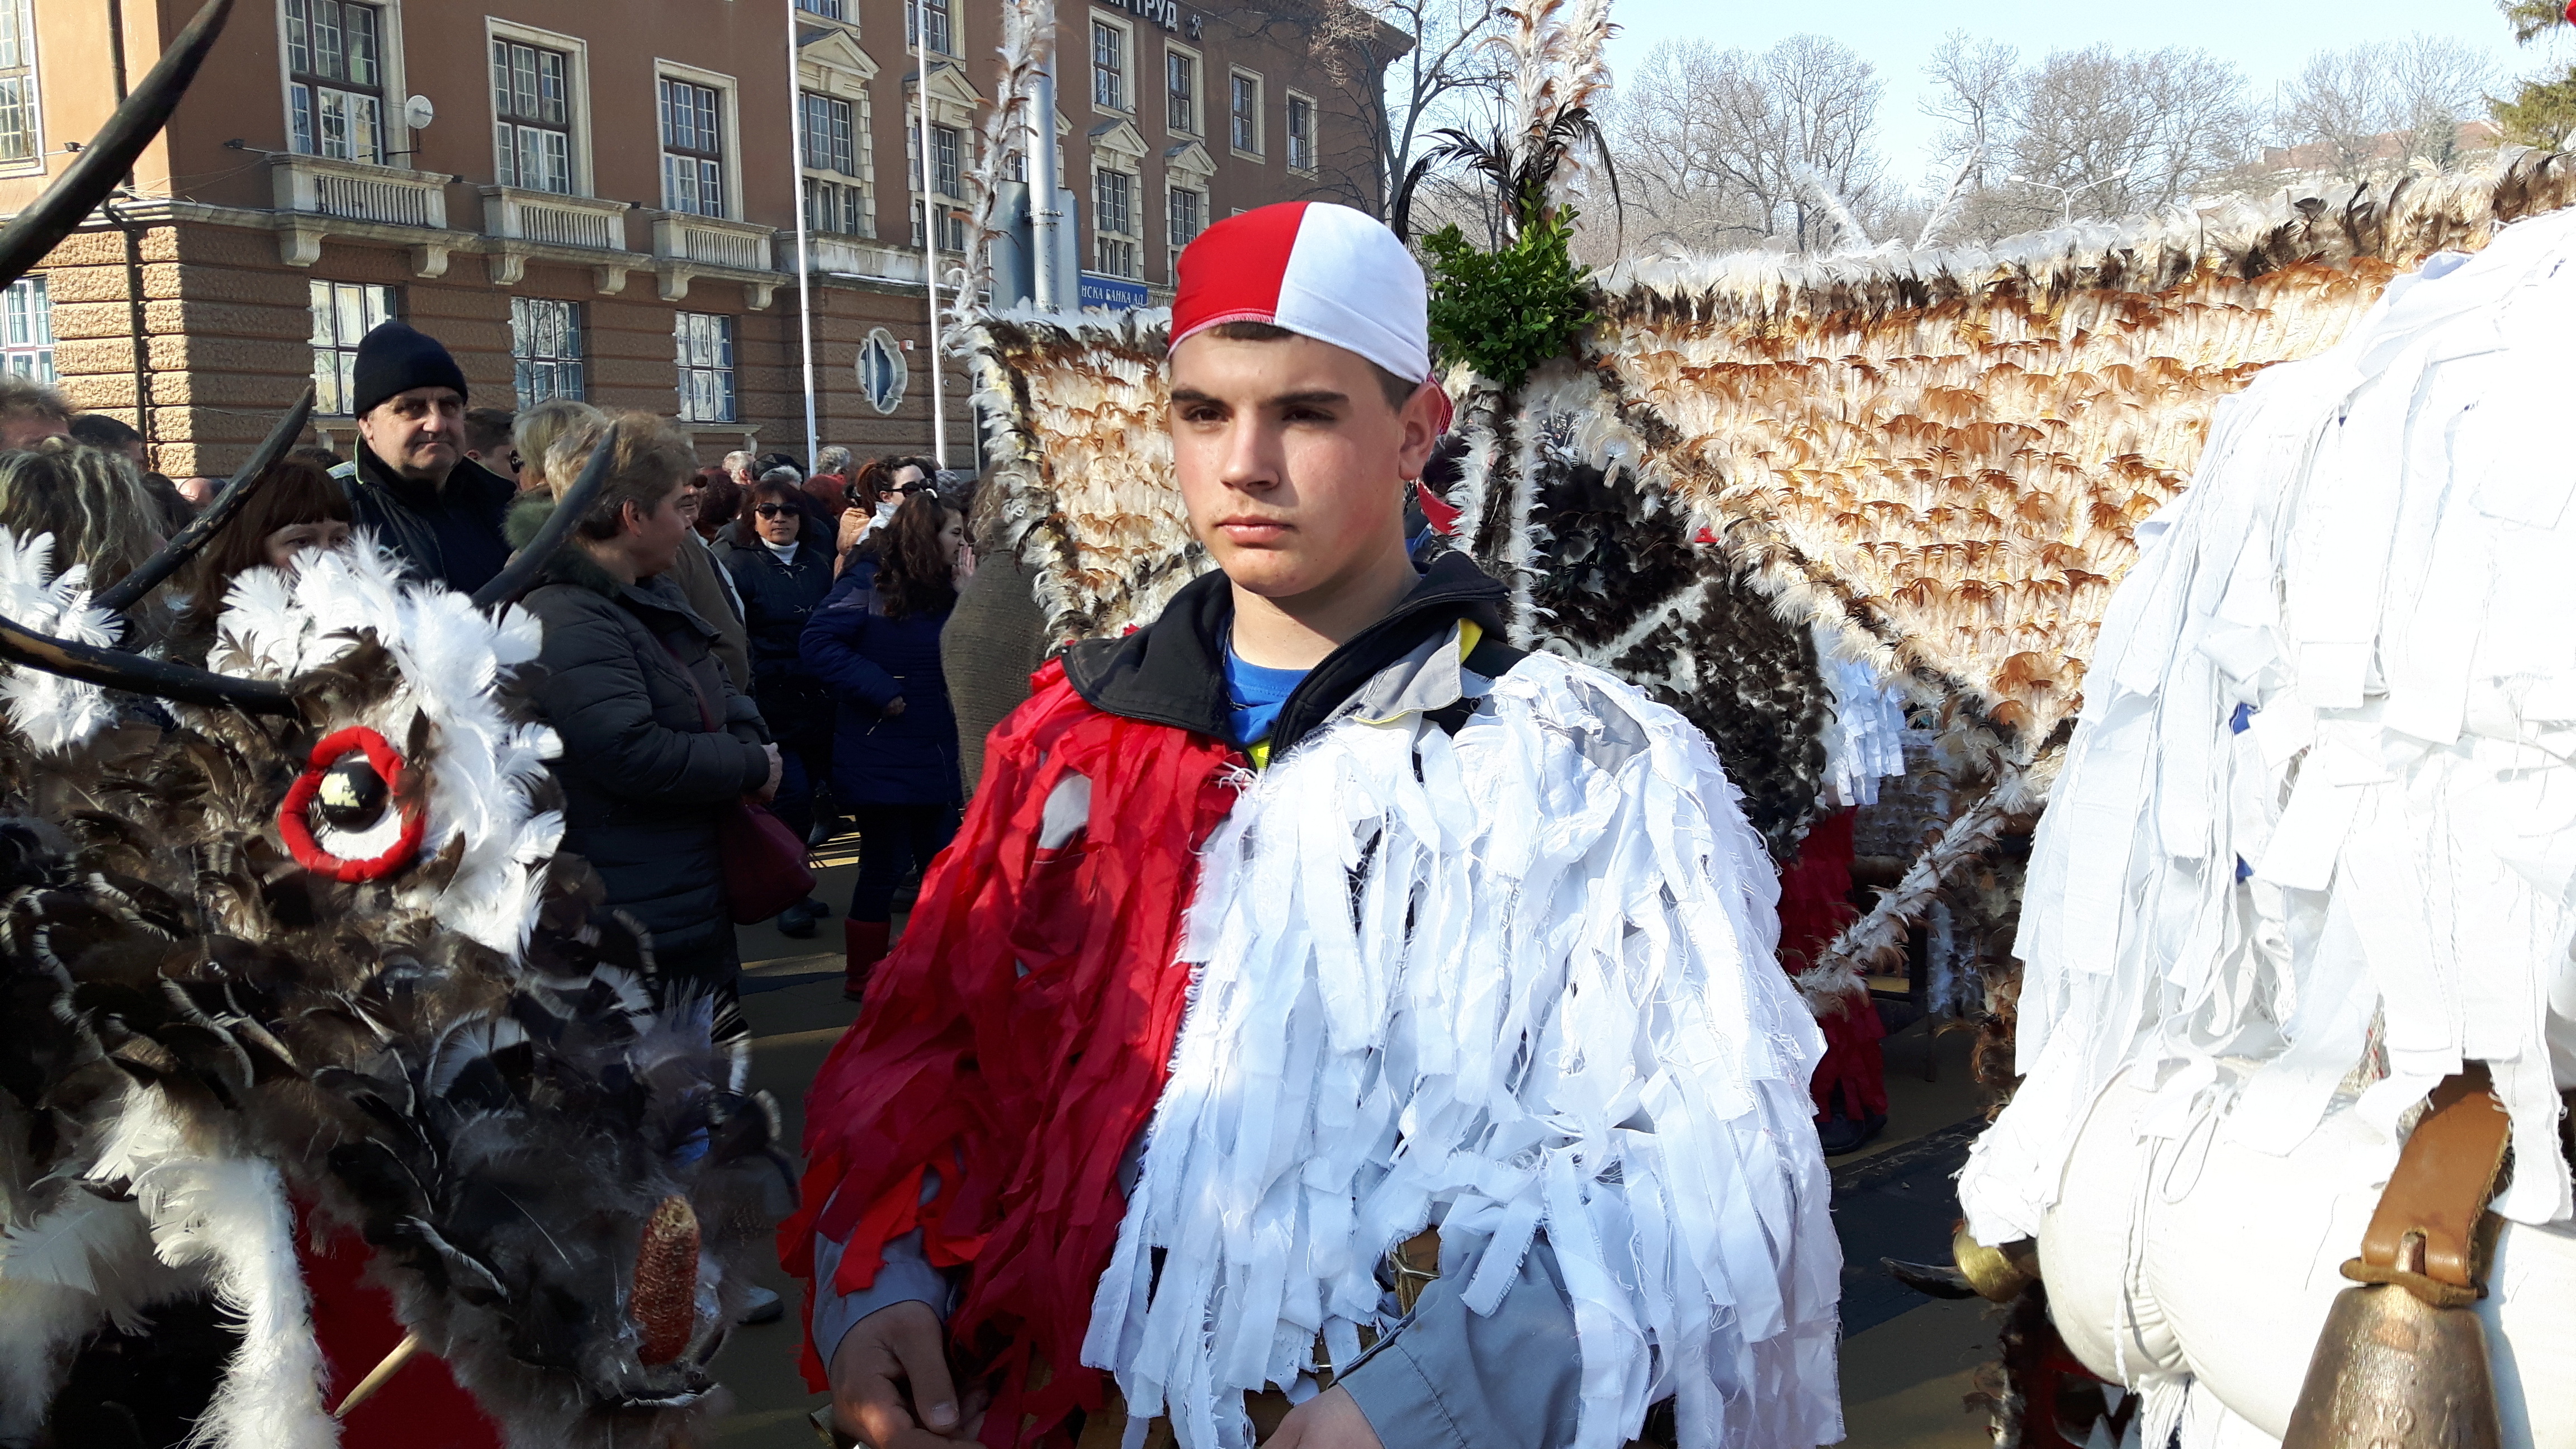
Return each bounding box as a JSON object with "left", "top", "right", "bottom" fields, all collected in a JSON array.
[
  {"left": 787, "top": 1, "right": 820, "bottom": 468},
  {"left": 913, "top": 0, "right": 948, "bottom": 467}
]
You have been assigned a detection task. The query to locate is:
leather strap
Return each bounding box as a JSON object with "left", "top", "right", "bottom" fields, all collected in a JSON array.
[{"left": 2341, "top": 1064, "right": 2513, "bottom": 1308}]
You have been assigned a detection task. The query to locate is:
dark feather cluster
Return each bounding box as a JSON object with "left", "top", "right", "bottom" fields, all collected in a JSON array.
[
  {"left": 0, "top": 658, "right": 793, "bottom": 1448},
  {"left": 1523, "top": 454, "right": 1830, "bottom": 860}
]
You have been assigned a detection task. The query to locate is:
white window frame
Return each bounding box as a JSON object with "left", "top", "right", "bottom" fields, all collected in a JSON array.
[
  {"left": 486, "top": 18, "right": 591, "bottom": 196},
  {"left": 1228, "top": 68, "right": 1262, "bottom": 160},
  {"left": 1092, "top": 163, "right": 1138, "bottom": 277},
  {"left": 794, "top": 0, "right": 852, "bottom": 21},
  {"left": 1, "top": 276, "right": 53, "bottom": 382},
  {"left": 277, "top": 0, "right": 413, "bottom": 169},
  {"left": 1285, "top": 89, "right": 1317, "bottom": 174},
  {"left": 1090, "top": 13, "right": 1131, "bottom": 115},
  {"left": 0, "top": 0, "right": 44, "bottom": 172},
  {"left": 309, "top": 280, "right": 397, "bottom": 417},
  {"left": 905, "top": 0, "right": 956, "bottom": 58},
  {"left": 674, "top": 311, "right": 737, "bottom": 424},
  {"left": 1165, "top": 182, "right": 1204, "bottom": 276},
  {"left": 800, "top": 36, "right": 879, "bottom": 242},
  {"left": 1162, "top": 40, "right": 1200, "bottom": 138},
  {"left": 511, "top": 296, "right": 585, "bottom": 405},
  {"left": 654, "top": 60, "right": 744, "bottom": 220}
]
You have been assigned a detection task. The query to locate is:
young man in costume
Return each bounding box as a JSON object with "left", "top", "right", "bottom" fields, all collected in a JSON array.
[{"left": 789, "top": 201, "right": 1842, "bottom": 1449}]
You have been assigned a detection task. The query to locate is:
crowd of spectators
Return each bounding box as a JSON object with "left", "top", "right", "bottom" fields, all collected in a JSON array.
[{"left": 0, "top": 318, "right": 986, "bottom": 1032}]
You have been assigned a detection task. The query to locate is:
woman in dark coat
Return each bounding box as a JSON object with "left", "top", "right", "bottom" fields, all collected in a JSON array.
[
  {"left": 720, "top": 477, "right": 838, "bottom": 934},
  {"left": 514, "top": 412, "right": 782, "bottom": 1008},
  {"left": 800, "top": 491, "right": 965, "bottom": 1000}
]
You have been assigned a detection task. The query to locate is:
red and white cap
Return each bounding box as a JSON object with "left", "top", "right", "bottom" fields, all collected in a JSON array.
[{"left": 1170, "top": 201, "right": 1429, "bottom": 383}]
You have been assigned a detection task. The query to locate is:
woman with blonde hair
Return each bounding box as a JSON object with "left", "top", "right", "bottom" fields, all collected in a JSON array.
[{"left": 0, "top": 442, "right": 176, "bottom": 642}]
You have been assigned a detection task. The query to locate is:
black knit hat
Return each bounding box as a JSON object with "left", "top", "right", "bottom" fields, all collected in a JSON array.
[{"left": 352, "top": 320, "right": 468, "bottom": 418}]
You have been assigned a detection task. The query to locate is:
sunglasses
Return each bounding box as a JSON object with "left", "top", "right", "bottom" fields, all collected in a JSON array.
[{"left": 754, "top": 504, "right": 798, "bottom": 519}]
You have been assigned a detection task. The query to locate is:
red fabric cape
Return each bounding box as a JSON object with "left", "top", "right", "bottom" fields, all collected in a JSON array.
[{"left": 783, "top": 662, "right": 1239, "bottom": 1444}]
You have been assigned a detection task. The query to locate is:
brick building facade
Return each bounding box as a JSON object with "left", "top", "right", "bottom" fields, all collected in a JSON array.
[{"left": 0, "top": 0, "right": 1395, "bottom": 473}]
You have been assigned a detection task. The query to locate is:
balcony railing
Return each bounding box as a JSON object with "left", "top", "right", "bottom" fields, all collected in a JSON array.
[
  {"left": 650, "top": 212, "right": 774, "bottom": 272},
  {"left": 271, "top": 154, "right": 448, "bottom": 229},
  {"left": 481, "top": 187, "right": 630, "bottom": 252},
  {"left": 802, "top": 234, "right": 924, "bottom": 285}
]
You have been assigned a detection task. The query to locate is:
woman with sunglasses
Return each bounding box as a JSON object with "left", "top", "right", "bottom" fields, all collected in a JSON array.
[{"left": 721, "top": 475, "right": 838, "bottom": 936}]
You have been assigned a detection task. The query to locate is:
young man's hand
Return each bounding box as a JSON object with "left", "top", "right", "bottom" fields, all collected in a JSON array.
[
  {"left": 1268, "top": 1386, "right": 1383, "bottom": 1449},
  {"left": 883, "top": 697, "right": 908, "bottom": 718},
  {"left": 828, "top": 1301, "right": 982, "bottom": 1447},
  {"left": 756, "top": 743, "right": 784, "bottom": 803}
]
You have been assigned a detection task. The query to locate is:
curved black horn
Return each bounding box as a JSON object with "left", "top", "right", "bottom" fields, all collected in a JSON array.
[
  {"left": 468, "top": 422, "right": 618, "bottom": 610},
  {"left": 0, "top": 614, "right": 293, "bottom": 715},
  {"left": 96, "top": 382, "right": 315, "bottom": 614},
  {"left": 0, "top": 0, "right": 235, "bottom": 290}
]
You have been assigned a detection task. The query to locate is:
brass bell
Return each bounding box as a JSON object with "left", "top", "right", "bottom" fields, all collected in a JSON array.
[
  {"left": 2279, "top": 1277, "right": 2502, "bottom": 1449},
  {"left": 2281, "top": 1065, "right": 2514, "bottom": 1449}
]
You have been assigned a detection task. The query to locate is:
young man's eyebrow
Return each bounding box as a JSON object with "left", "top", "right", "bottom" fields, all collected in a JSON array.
[
  {"left": 1267, "top": 390, "right": 1349, "bottom": 409},
  {"left": 1168, "top": 386, "right": 1224, "bottom": 406}
]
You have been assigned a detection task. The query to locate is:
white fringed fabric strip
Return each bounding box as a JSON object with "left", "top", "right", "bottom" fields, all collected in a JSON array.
[
  {"left": 1961, "top": 208, "right": 2576, "bottom": 1248},
  {"left": 1815, "top": 627, "right": 1909, "bottom": 811},
  {"left": 1083, "top": 654, "right": 1841, "bottom": 1449}
]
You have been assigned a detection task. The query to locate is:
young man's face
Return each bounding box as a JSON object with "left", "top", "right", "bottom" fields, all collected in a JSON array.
[{"left": 1167, "top": 332, "right": 1440, "bottom": 604}]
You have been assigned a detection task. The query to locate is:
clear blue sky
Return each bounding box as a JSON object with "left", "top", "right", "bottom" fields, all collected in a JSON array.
[{"left": 1602, "top": 0, "right": 2568, "bottom": 184}]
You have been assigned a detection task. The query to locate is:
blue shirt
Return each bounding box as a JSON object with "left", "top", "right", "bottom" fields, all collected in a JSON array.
[{"left": 1224, "top": 647, "right": 1308, "bottom": 749}]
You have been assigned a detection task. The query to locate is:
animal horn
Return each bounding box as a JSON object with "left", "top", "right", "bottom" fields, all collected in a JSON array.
[
  {"left": 0, "top": 608, "right": 295, "bottom": 714},
  {"left": 95, "top": 382, "right": 316, "bottom": 613},
  {"left": 0, "top": 0, "right": 235, "bottom": 291},
  {"left": 468, "top": 420, "right": 619, "bottom": 610},
  {"left": 0, "top": 0, "right": 294, "bottom": 718}
]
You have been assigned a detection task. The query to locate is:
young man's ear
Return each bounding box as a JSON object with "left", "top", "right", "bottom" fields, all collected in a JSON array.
[{"left": 1396, "top": 382, "right": 1444, "bottom": 482}]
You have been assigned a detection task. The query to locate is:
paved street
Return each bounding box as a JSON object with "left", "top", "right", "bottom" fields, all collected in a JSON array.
[{"left": 704, "top": 846, "right": 1997, "bottom": 1449}]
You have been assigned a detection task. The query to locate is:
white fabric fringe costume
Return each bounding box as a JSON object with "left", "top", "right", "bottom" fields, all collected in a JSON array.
[
  {"left": 1083, "top": 653, "right": 1844, "bottom": 1449},
  {"left": 1959, "top": 207, "right": 2576, "bottom": 1445}
]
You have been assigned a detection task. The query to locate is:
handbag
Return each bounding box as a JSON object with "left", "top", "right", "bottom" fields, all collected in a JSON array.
[{"left": 659, "top": 634, "right": 816, "bottom": 925}]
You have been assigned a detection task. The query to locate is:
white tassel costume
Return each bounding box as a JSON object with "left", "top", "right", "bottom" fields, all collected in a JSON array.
[
  {"left": 1959, "top": 205, "right": 2576, "bottom": 1446},
  {"left": 1084, "top": 651, "right": 1843, "bottom": 1449}
]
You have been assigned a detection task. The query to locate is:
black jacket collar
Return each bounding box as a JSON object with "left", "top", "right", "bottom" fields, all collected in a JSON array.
[
  {"left": 1063, "top": 550, "right": 1507, "bottom": 759},
  {"left": 357, "top": 439, "right": 511, "bottom": 511}
]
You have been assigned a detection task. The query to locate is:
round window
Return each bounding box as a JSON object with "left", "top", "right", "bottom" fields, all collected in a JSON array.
[{"left": 858, "top": 328, "right": 908, "bottom": 415}]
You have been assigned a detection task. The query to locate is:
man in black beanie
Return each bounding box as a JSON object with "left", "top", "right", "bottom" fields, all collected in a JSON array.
[{"left": 343, "top": 320, "right": 515, "bottom": 593}]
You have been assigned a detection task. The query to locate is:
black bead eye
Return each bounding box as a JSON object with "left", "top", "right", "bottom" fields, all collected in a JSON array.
[{"left": 315, "top": 756, "right": 390, "bottom": 831}]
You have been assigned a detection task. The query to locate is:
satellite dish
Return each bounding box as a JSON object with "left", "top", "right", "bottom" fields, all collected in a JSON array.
[{"left": 404, "top": 94, "right": 435, "bottom": 131}]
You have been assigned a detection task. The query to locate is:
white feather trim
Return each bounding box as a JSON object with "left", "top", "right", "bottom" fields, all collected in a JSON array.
[
  {"left": 209, "top": 534, "right": 564, "bottom": 960},
  {"left": 94, "top": 1089, "right": 337, "bottom": 1449},
  {"left": 1084, "top": 654, "right": 1840, "bottom": 1449},
  {"left": 0, "top": 528, "right": 121, "bottom": 753}
]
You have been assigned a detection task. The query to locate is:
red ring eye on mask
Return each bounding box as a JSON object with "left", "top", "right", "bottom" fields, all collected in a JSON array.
[{"left": 278, "top": 726, "right": 425, "bottom": 883}]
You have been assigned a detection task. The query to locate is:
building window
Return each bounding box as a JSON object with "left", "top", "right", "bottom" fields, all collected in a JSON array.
[
  {"left": 1229, "top": 71, "right": 1261, "bottom": 155},
  {"left": 1092, "top": 20, "right": 1127, "bottom": 111},
  {"left": 905, "top": 0, "right": 951, "bottom": 56},
  {"left": 801, "top": 90, "right": 869, "bottom": 236},
  {"left": 1168, "top": 184, "right": 1203, "bottom": 250},
  {"left": 932, "top": 123, "right": 963, "bottom": 198},
  {"left": 0, "top": 0, "right": 39, "bottom": 165},
  {"left": 286, "top": 0, "right": 387, "bottom": 165},
  {"left": 1094, "top": 167, "right": 1136, "bottom": 277},
  {"left": 674, "top": 312, "right": 736, "bottom": 424},
  {"left": 510, "top": 297, "right": 584, "bottom": 405},
  {"left": 1, "top": 277, "right": 51, "bottom": 382},
  {"left": 1286, "top": 93, "right": 1315, "bottom": 172},
  {"left": 659, "top": 77, "right": 726, "bottom": 218},
  {"left": 796, "top": 0, "right": 846, "bottom": 17},
  {"left": 493, "top": 39, "right": 573, "bottom": 193},
  {"left": 309, "top": 280, "right": 396, "bottom": 416},
  {"left": 1166, "top": 49, "right": 1196, "bottom": 135}
]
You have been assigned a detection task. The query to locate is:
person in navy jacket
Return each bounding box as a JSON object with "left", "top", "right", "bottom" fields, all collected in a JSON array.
[{"left": 799, "top": 492, "right": 967, "bottom": 998}]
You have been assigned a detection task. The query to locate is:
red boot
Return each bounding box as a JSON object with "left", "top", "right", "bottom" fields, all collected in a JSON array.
[{"left": 843, "top": 918, "right": 891, "bottom": 1003}]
